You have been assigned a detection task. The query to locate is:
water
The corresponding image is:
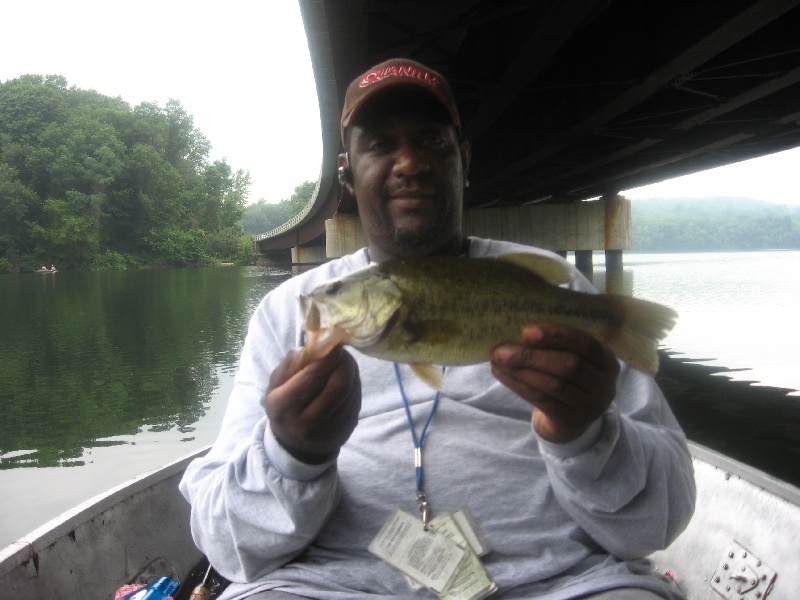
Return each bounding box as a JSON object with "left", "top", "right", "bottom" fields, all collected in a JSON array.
[
  {"left": 589, "top": 250, "right": 800, "bottom": 395},
  {"left": 1, "top": 251, "right": 799, "bottom": 548},
  {"left": 0, "top": 266, "right": 294, "bottom": 548}
]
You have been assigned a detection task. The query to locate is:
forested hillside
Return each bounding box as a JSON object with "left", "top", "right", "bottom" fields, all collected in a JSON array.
[
  {"left": 0, "top": 75, "right": 253, "bottom": 272},
  {"left": 632, "top": 196, "right": 800, "bottom": 251},
  {"left": 3, "top": 75, "right": 798, "bottom": 272}
]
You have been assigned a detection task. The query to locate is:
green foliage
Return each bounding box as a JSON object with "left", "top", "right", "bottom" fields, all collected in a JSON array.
[
  {"left": 0, "top": 163, "right": 39, "bottom": 267},
  {"left": 242, "top": 180, "right": 316, "bottom": 234},
  {"left": 0, "top": 74, "right": 258, "bottom": 272},
  {"left": 206, "top": 227, "right": 238, "bottom": 259},
  {"left": 632, "top": 197, "right": 800, "bottom": 252},
  {"left": 90, "top": 250, "right": 136, "bottom": 271},
  {"left": 147, "top": 227, "right": 209, "bottom": 267}
]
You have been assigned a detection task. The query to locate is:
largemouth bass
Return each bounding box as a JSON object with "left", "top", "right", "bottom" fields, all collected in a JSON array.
[{"left": 300, "top": 253, "right": 677, "bottom": 389}]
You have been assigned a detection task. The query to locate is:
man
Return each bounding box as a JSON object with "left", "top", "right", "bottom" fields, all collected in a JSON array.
[{"left": 180, "top": 58, "right": 695, "bottom": 599}]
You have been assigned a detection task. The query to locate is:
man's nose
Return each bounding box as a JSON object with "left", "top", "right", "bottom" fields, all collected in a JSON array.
[{"left": 392, "top": 143, "right": 430, "bottom": 177}]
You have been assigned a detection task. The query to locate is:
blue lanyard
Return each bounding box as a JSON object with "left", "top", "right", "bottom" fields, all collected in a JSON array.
[{"left": 394, "top": 362, "right": 441, "bottom": 527}]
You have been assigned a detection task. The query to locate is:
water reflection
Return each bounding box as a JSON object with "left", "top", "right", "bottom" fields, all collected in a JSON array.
[
  {"left": 0, "top": 267, "right": 292, "bottom": 469},
  {"left": 582, "top": 250, "right": 800, "bottom": 395},
  {"left": 590, "top": 268, "right": 634, "bottom": 297}
]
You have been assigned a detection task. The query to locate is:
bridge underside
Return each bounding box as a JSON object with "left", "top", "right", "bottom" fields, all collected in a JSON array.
[{"left": 256, "top": 0, "right": 800, "bottom": 257}]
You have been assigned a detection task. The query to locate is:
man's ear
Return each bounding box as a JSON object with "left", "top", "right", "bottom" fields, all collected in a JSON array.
[{"left": 337, "top": 152, "right": 354, "bottom": 196}]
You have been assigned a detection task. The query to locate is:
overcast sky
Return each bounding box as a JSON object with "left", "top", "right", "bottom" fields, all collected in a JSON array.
[
  {"left": 3, "top": 1, "right": 799, "bottom": 206},
  {"left": 1, "top": 0, "right": 322, "bottom": 204},
  {"left": 622, "top": 146, "right": 800, "bottom": 204}
]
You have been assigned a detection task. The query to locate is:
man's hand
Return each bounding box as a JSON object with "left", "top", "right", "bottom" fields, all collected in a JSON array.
[
  {"left": 264, "top": 345, "right": 361, "bottom": 464},
  {"left": 491, "top": 324, "right": 619, "bottom": 444}
]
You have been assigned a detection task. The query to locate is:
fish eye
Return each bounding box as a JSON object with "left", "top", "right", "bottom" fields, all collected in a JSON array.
[{"left": 325, "top": 281, "right": 342, "bottom": 295}]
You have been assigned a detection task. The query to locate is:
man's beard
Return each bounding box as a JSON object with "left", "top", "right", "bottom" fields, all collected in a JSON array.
[{"left": 384, "top": 203, "right": 459, "bottom": 254}]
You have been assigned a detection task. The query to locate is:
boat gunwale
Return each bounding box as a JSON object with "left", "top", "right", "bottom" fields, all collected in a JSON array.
[
  {"left": 687, "top": 441, "right": 800, "bottom": 505},
  {"left": 0, "top": 445, "right": 209, "bottom": 578}
]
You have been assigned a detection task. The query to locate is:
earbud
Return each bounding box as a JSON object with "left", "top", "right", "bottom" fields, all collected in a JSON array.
[{"left": 337, "top": 152, "right": 352, "bottom": 185}]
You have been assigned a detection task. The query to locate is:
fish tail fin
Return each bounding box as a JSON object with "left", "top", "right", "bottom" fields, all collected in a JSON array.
[{"left": 605, "top": 296, "right": 678, "bottom": 375}]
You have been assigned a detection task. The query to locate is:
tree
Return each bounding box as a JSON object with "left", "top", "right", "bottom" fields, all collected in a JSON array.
[
  {"left": 0, "top": 74, "right": 68, "bottom": 143},
  {"left": 241, "top": 180, "right": 316, "bottom": 234},
  {"left": 28, "top": 195, "right": 100, "bottom": 267},
  {"left": 0, "top": 75, "right": 255, "bottom": 271},
  {"left": 164, "top": 99, "right": 210, "bottom": 174},
  {"left": 0, "top": 164, "right": 39, "bottom": 272},
  {"left": 192, "top": 160, "right": 250, "bottom": 234}
]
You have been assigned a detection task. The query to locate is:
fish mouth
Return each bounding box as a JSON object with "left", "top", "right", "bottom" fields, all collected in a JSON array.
[
  {"left": 299, "top": 294, "right": 319, "bottom": 331},
  {"left": 299, "top": 292, "right": 399, "bottom": 350}
]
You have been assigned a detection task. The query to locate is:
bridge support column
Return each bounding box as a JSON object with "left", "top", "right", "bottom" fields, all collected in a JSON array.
[
  {"left": 291, "top": 244, "right": 327, "bottom": 265},
  {"left": 575, "top": 250, "right": 593, "bottom": 275},
  {"left": 605, "top": 249, "right": 623, "bottom": 271},
  {"left": 325, "top": 213, "right": 368, "bottom": 258},
  {"left": 463, "top": 195, "right": 631, "bottom": 283}
]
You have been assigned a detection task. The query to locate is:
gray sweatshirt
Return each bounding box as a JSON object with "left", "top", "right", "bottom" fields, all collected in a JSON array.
[{"left": 179, "top": 238, "right": 695, "bottom": 599}]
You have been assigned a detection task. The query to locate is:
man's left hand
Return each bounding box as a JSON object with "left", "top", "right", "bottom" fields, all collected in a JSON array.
[{"left": 491, "top": 324, "right": 620, "bottom": 444}]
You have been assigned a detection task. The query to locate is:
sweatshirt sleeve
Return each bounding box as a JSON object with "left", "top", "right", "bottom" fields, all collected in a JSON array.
[
  {"left": 538, "top": 365, "right": 697, "bottom": 559},
  {"left": 178, "top": 287, "right": 342, "bottom": 583}
]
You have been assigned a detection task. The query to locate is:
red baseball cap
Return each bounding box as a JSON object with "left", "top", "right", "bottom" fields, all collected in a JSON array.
[{"left": 340, "top": 58, "right": 460, "bottom": 141}]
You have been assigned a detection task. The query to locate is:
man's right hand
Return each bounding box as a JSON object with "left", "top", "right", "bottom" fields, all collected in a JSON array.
[{"left": 264, "top": 345, "right": 361, "bottom": 464}]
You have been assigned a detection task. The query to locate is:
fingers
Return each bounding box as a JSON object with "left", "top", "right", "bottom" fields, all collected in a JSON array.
[
  {"left": 269, "top": 345, "right": 350, "bottom": 408},
  {"left": 492, "top": 324, "right": 619, "bottom": 443},
  {"left": 265, "top": 346, "right": 362, "bottom": 462},
  {"left": 516, "top": 325, "right": 615, "bottom": 375},
  {"left": 494, "top": 326, "right": 614, "bottom": 391}
]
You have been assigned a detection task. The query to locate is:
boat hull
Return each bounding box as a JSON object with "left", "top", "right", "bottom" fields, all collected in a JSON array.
[
  {"left": 1, "top": 443, "right": 798, "bottom": 599},
  {"left": 0, "top": 449, "right": 204, "bottom": 600}
]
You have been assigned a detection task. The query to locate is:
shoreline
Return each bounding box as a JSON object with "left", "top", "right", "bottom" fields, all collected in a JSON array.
[{"left": 656, "top": 350, "right": 800, "bottom": 488}]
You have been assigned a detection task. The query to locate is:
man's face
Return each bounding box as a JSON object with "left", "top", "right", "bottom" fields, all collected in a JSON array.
[{"left": 344, "top": 92, "right": 469, "bottom": 261}]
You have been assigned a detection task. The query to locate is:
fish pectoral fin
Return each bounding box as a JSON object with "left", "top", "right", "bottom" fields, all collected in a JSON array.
[
  {"left": 413, "top": 319, "right": 460, "bottom": 345},
  {"left": 493, "top": 253, "right": 573, "bottom": 286},
  {"left": 410, "top": 362, "right": 444, "bottom": 391}
]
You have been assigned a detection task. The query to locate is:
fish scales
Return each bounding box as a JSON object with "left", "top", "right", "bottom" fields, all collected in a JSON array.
[{"left": 375, "top": 256, "right": 624, "bottom": 365}]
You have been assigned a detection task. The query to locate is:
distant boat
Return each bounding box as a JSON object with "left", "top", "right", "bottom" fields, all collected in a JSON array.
[
  {"left": 0, "top": 442, "right": 797, "bottom": 599},
  {"left": 34, "top": 268, "right": 57, "bottom": 273}
]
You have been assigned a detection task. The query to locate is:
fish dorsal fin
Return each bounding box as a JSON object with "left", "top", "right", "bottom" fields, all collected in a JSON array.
[
  {"left": 493, "top": 253, "right": 572, "bottom": 286},
  {"left": 410, "top": 362, "right": 444, "bottom": 391}
]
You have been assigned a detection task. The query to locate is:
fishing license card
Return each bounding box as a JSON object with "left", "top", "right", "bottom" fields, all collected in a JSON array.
[
  {"left": 369, "top": 508, "right": 465, "bottom": 593},
  {"left": 371, "top": 508, "right": 496, "bottom": 599},
  {"left": 428, "top": 510, "right": 497, "bottom": 600}
]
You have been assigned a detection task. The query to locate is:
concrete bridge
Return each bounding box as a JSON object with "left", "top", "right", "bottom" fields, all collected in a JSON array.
[{"left": 255, "top": 0, "right": 800, "bottom": 268}]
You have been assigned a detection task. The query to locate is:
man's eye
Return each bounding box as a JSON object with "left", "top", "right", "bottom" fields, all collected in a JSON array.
[
  {"left": 422, "top": 134, "right": 446, "bottom": 148},
  {"left": 366, "top": 137, "right": 391, "bottom": 152}
]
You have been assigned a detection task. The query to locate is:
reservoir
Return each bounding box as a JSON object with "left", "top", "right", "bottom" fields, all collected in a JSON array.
[{"left": 1, "top": 250, "right": 799, "bottom": 548}]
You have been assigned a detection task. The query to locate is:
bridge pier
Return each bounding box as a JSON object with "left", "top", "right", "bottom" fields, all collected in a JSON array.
[
  {"left": 575, "top": 250, "right": 594, "bottom": 274},
  {"left": 461, "top": 195, "right": 631, "bottom": 278},
  {"left": 291, "top": 243, "right": 327, "bottom": 265},
  {"left": 325, "top": 213, "right": 368, "bottom": 258},
  {"left": 305, "top": 196, "right": 632, "bottom": 281}
]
